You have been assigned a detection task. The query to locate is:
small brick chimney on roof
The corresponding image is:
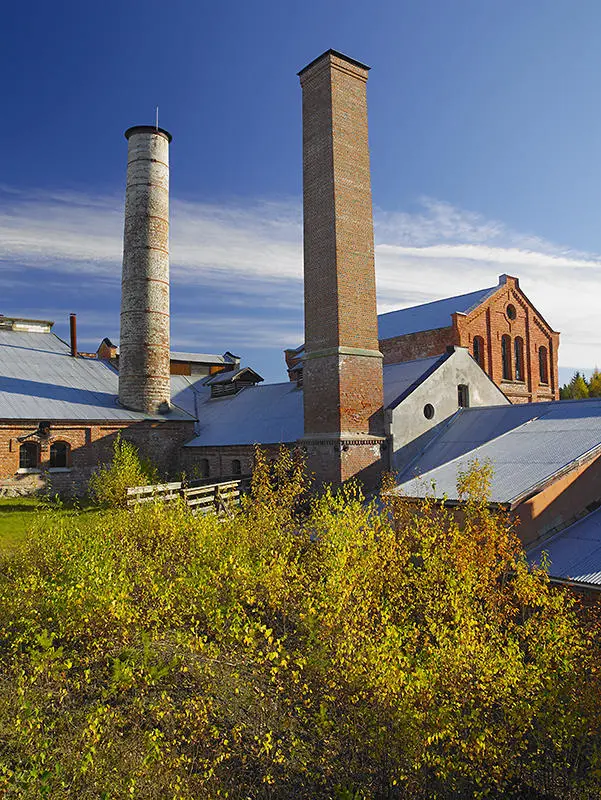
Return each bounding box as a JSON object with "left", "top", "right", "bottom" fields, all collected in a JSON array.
[
  {"left": 119, "top": 125, "right": 172, "bottom": 414},
  {"left": 298, "top": 50, "right": 385, "bottom": 486}
]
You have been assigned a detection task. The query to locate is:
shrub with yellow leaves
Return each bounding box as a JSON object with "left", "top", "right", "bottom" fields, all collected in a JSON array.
[{"left": 0, "top": 448, "right": 599, "bottom": 798}]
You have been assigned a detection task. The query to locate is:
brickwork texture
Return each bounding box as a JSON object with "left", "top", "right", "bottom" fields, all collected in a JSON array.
[
  {"left": 299, "top": 50, "right": 385, "bottom": 486},
  {"left": 119, "top": 126, "right": 172, "bottom": 414},
  {"left": 0, "top": 420, "right": 194, "bottom": 497},
  {"left": 380, "top": 276, "right": 560, "bottom": 403}
]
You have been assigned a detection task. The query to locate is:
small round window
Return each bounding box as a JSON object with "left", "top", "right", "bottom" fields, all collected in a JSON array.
[
  {"left": 506, "top": 304, "right": 516, "bottom": 320},
  {"left": 423, "top": 403, "right": 435, "bottom": 420}
]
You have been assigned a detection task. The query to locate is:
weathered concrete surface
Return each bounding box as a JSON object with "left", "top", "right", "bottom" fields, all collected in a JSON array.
[
  {"left": 119, "top": 126, "right": 172, "bottom": 414},
  {"left": 390, "top": 347, "right": 509, "bottom": 476}
]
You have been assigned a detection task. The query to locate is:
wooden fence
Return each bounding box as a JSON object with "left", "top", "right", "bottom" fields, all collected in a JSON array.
[{"left": 126, "top": 478, "right": 247, "bottom": 517}]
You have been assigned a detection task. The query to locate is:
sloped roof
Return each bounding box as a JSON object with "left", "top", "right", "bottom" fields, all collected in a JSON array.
[
  {"left": 383, "top": 356, "right": 444, "bottom": 407},
  {"left": 170, "top": 351, "right": 238, "bottom": 365},
  {"left": 204, "top": 367, "right": 263, "bottom": 385},
  {"left": 184, "top": 382, "right": 304, "bottom": 447},
  {"left": 528, "top": 508, "right": 601, "bottom": 588},
  {"left": 377, "top": 286, "right": 498, "bottom": 340},
  {"left": 100, "top": 338, "right": 237, "bottom": 367},
  {"left": 393, "top": 399, "right": 601, "bottom": 506},
  {"left": 183, "top": 356, "right": 449, "bottom": 448},
  {"left": 0, "top": 330, "right": 193, "bottom": 421}
]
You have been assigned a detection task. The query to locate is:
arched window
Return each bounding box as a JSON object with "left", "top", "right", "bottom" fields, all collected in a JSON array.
[
  {"left": 501, "top": 335, "right": 512, "bottom": 380},
  {"left": 199, "top": 458, "right": 210, "bottom": 479},
  {"left": 19, "top": 441, "right": 39, "bottom": 470},
  {"left": 473, "top": 336, "right": 485, "bottom": 369},
  {"left": 231, "top": 459, "right": 242, "bottom": 476},
  {"left": 514, "top": 337, "right": 524, "bottom": 382},
  {"left": 49, "top": 441, "right": 70, "bottom": 468},
  {"left": 539, "top": 346, "right": 549, "bottom": 384}
]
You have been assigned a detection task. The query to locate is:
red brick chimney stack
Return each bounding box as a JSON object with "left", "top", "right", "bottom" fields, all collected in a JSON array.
[{"left": 298, "top": 50, "right": 385, "bottom": 486}]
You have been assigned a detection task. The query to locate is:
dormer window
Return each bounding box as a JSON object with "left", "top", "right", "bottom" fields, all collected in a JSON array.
[{"left": 207, "top": 367, "right": 264, "bottom": 399}]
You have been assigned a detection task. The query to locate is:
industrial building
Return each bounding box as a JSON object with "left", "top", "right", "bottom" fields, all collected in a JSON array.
[{"left": 1, "top": 48, "right": 599, "bottom": 591}]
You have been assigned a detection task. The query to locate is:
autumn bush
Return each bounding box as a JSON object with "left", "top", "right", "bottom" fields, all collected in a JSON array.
[
  {"left": 0, "top": 447, "right": 600, "bottom": 798},
  {"left": 88, "top": 435, "right": 159, "bottom": 508}
]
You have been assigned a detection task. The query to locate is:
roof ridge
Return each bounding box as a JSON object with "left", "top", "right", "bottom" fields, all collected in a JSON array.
[{"left": 378, "top": 285, "right": 497, "bottom": 318}]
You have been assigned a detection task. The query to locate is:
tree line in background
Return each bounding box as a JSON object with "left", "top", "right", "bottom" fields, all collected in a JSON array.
[{"left": 560, "top": 369, "right": 601, "bottom": 399}]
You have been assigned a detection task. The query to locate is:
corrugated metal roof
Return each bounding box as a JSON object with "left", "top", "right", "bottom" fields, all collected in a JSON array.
[
  {"left": 383, "top": 356, "right": 443, "bottom": 407},
  {"left": 394, "top": 399, "right": 601, "bottom": 505},
  {"left": 0, "top": 330, "right": 193, "bottom": 421},
  {"left": 184, "top": 382, "right": 304, "bottom": 447},
  {"left": 528, "top": 508, "right": 601, "bottom": 587},
  {"left": 377, "top": 286, "right": 497, "bottom": 340},
  {"left": 183, "top": 357, "right": 450, "bottom": 448},
  {"left": 170, "top": 351, "right": 233, "bottom": 365}
]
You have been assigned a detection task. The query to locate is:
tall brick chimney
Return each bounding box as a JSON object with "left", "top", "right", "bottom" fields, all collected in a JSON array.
[
  {"left": 298, "top": 50, "right": 385, "bottom": 486},
  {"left": 119, "top": 125, "right": 172, "bottom": 414}
]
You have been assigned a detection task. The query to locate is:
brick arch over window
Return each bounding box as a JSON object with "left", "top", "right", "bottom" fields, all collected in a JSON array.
[
  {"left": 19, "top": 441, "right": 39, "bottom": 470},
  {"left": 473, "top": 335, "right": 485, "bottom": 369},
  {"left": 539, "top": 345, "right": 549, "bottom": 384},
  {"left": 50, "top": 440, "right": 71, "bottom": 468},
  {"left": 514, "top": 337, "right": 525, "bottom": 382},
  {"left": 501, "top": 334, "right": 512, "bottom": 381}
]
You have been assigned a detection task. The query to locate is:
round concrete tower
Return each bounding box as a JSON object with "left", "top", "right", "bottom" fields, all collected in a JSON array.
[{"left": 119, "top": 125, "right": 172, "bottom": 414}]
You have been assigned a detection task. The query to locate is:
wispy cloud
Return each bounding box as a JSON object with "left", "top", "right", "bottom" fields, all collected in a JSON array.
[{"left": 1, "top": 187, "right": 600, "bottom": 370}]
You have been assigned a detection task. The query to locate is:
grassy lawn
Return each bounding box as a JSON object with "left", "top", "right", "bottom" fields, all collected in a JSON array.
[
  {"left": 0, "top": 497, "right": 100, "bottom": 553},
  {"left": 0, "top": 497, "right": 47, "bottom": 552}
]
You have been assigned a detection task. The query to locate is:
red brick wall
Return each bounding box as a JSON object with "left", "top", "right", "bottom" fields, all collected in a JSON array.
[
  {"left": 299, "top": 51, "right": 385, "bottom": 486},
  {"left": 380, "top": 327, "right": 455, "bottom": 364},
  {"left": 180, "top": 443, "right": 288, "bottom": 482},
  {"left": 0, "top": 420, "right": 195, "bottom": 496},
  {"left": 379, "top": 276, "right": 560, "bottom": 404}
]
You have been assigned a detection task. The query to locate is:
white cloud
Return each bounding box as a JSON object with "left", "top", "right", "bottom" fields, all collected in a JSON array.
[{"left": 1, "top": 188, "right": 600, "bottom": 369}]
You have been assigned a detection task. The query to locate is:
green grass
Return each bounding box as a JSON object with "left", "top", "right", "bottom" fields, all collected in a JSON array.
[
  {"left": 0, "top": 497, "right": 99, "bottom": 553},
  {"left": 0, "top": 497, "right": 46, "bottom": 551}
]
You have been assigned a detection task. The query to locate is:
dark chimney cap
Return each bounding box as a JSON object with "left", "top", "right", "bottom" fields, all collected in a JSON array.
[
  {"left": 298, "top": 49, "right": 371, "bottom": 78},
  {"left": 124, "top": 125, "right": 172, "bottom": 143}
]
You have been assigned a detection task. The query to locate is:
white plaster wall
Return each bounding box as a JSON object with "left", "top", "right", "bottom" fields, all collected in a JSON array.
[{"left": 389, "top": 347, "right": 509, "bottom": 475}]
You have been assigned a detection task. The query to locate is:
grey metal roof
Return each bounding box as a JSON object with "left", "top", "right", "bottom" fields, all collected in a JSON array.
[
  {"left": 393, "top": 399, "right": 601, "bottom": 506},
  {"left": 182, "top": 358, "right": 447, "bottom": 449},
  {"left": 528, "top": 508, "right": 601, "bottom": 588},
  {"left": 0, "top": 330, "right": 193, "bottom": 422},
  {"left": 383, "top": 356, "right": 443, "bottom": 407},
  {"left": 204, "top": 367, "right": 263, "bottom": 385},
  {"left": 377, "top": 286, "right": 498, "bottom": 340},
  {"left": 184, "top": 382, "right": 304, "bottom": 447},
  {"left": 170, "top": 351, "right": 235, "bottom": 365}
]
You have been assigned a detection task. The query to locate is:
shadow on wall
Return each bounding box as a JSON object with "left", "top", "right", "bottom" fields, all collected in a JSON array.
[
  {"left": 0, "top": 420, "right": 194, "bottom": 498},
  {"left": 515, "top": 451, "right": 601, "bottom": 546}
]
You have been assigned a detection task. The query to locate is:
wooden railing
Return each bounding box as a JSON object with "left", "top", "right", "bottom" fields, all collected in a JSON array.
[{"left": 126, "top": 478, "right": 247, "bottom": 517}]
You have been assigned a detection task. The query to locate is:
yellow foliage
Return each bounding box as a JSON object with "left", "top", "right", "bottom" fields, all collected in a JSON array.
[{"left": 0, "top": 454, "right": 598, "bottom": 798}]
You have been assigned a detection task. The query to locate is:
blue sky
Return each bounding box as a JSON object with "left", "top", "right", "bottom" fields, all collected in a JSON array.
[{"left": 2, "top": 0, "right": 601, "bottom": 383}]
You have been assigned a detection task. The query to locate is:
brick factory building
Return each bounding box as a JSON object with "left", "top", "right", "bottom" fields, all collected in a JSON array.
[
  {"left": 377, "top": 274, "right": 560, "bottom": 404},
  {"left": 4, "top": 45, "right": 601, "bottom": 590},
  {"left": 287, "top": 274, "right": 560, "bottom": 406}
]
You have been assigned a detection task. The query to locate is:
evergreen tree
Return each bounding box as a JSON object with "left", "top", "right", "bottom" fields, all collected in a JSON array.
[
  {"left": 570, "top": 371, "right": 590, "bottom": 399},
  {"left": 588, "top": 368, "right": 601, "bottom": 398}
]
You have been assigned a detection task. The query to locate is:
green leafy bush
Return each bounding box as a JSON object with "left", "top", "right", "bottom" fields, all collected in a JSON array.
[
  {"left": 88, "top": 435, "right": 158, "bottom": 508},
  {"left": 0, "top": 450, "right": 599, "bottom": 798}
]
